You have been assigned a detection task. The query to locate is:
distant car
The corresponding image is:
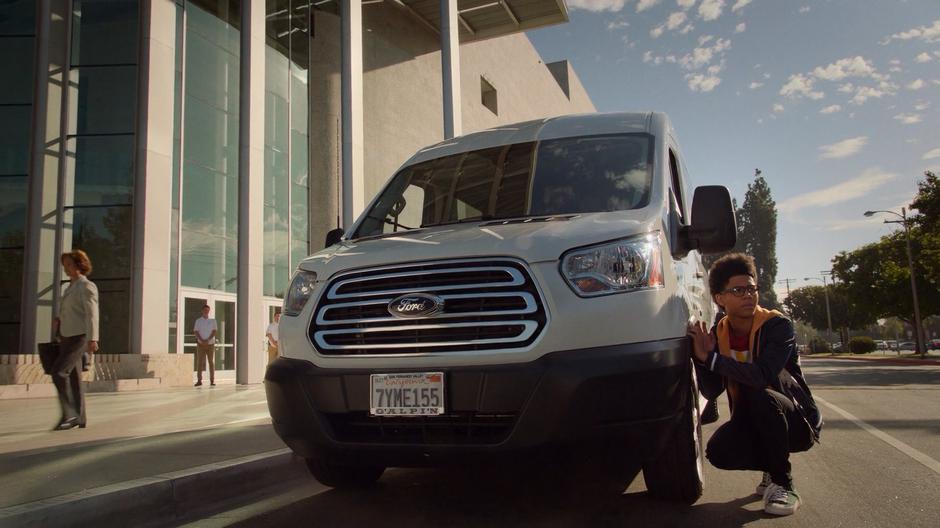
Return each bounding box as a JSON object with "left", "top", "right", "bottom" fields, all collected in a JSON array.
[
  {"left": 875, "top": 340, "right": 887, "bottom": 350},
  {"left": 885, "top": 340, "right": 899, "bottom": 350},
  {"left": 832, "top": 343, "right": 843, "bottom": 351},
  {"left": 898, "top": 341, "right": 915, "bottom": 350},
  {"left": 927, "top": 339, "right": 940, "bottom": 351}
]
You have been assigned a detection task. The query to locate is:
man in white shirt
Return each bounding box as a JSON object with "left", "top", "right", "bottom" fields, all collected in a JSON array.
[
  {"left": 193, "top": 304, "right": 217, "bottom": 387},
  {"left": 266, "top": 312, "right": 280, "bottom": 364}
]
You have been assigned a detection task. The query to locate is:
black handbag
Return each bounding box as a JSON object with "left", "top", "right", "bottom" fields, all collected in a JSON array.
[{"left": 38, "top": 341, "right": 61, "bottom": 375}]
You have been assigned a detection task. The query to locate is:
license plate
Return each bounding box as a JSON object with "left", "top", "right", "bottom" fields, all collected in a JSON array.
[{"left": 370, "top": 372, "right": 444, "bottom": 416}]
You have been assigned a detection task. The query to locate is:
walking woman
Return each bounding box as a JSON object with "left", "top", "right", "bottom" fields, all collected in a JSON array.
[{"left": 52, "top": 249, "right": 99, "bottom": 431}]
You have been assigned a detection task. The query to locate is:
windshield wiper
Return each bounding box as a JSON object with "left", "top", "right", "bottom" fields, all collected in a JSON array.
[{"left": 422, "top": 215, "right": 498, "bottom": 228}]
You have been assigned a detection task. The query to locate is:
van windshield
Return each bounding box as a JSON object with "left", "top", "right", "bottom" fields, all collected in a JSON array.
[{"left": 354, "top": 134, "right": 653, "bottom": 238}]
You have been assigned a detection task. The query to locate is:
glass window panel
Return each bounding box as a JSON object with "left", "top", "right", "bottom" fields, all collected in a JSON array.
[
  {"left": 184, "top": 31, "right": 240, "bottom": 115},
  {"left": 183, "top": 95, "right": 239, "bottom": 175},
  {"left": 64, "top": 206, "right": 133, "bottom": 280},
  {"left": 290, "top": 131, "right": 308, "bottom": 186},
  {"left": 265, "top": 0, "right": 290, "bottom": 55},
  {"left": 0, "top": 177, "right": 28, "bottom": 247},
  {"left": 181, "top": 162, "right": 238, "bottom": 239},
  {"left": 290, "top": 64, "right": 308, "bottom": 136},
  {"left": 0, "top": 249, "right": 24, "bottom": 326},
  {"left": 0, "top": 0, "right": 35, "bottom": 35},
  {"left": 180, "top": 232, "right": 237, "bottom": 292},
  {"left": 0, "top": 106, "right": 32, "bottom": 175},
  {"left": 290, "top": 182, "right": 307, "bottom": 242},
  {"left": 290, "top": 238, "right": 307, "bottom": 273},
  {"left": 69, "top": 66, "right": 138, "bottom": 135},
  {"left": 0, "top": 36, "right": 35, "bottom": 103},
  {"left": 187, "top": 0, "right": 241, "bottom": 56},
  {"left": 71, "top": 0, "right": 138, "bottom": 66},
  {"left": 95, "top": 278, "right": 130, "bottom": 353},
  {"left": 66, "top": 135, "right": 135, "bottom": 206},
  {"left": 263, "top": 204, "right": 288, "bottom": 297}
]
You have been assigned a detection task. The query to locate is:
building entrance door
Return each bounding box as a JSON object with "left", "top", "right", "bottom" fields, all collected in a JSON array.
[{"left": 180, "top": 291, "right": 237, "bottom": 383}]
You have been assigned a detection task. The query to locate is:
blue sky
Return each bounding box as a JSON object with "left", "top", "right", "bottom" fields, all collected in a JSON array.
[{"left": 527, "top": 0, "right": 940, "bottom": 300}]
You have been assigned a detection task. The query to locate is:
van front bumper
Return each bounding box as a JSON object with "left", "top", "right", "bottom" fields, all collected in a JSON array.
[{"left": 264, "top": 338, "right": 692, "bottom": 467}]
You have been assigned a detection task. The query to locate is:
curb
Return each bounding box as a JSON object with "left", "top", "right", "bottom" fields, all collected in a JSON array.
[
  {"left": 803, "top": 355, "right": 940, "bottom": 366},
  {"left": 0, "top": 448, "right": 306, "bottom": 528}
]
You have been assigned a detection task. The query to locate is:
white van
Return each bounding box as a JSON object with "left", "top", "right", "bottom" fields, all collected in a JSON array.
[{"left": 265, "top": 112, "right": 736, "bottom": 502}]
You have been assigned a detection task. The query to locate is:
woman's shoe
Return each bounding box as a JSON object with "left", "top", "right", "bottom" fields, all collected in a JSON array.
[{"left": 52, "top": 417, "right": 81, "bottom": 431}]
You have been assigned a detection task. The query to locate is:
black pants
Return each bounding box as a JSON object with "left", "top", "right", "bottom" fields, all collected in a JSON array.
[
  {"left": 53, "top": 334, "right": 86, "bottom": 422},
  {"left": 705, "top": 386, "right": 813, "bottom": 488}
]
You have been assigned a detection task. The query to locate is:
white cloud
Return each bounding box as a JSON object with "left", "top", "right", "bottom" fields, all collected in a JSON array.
[
  {"left": 679, "top": 23, "right": 695, "bottom": 34},
  {"left": 818, "top": 136, "right": 868, "bottom": 159},
  {"left": 811, "top": 56, "right": 880, "bottom": 82},
  {"left": 915, "top": 52, "right": 933, "bottom": 63},
  {"left": 678, "top": 0, "right": 697, "bottom": 8},
  {"left": 567, "top": 0, "right": 629, "bottom": 12},
  {"left": 923, "top": 147, "right": 940, "bottom": 160},
  {"left": 687, "top": 73, "right": 722, "bottom": 92},
  {"left": 772, "top": 103, "right": 785, "bottom": 113},
  {"left": 883, "top": 19, "right": 940, "bottom": 44},
  {"left": 637, "top": 0, "right": 661, "bottom": 12},
  {"left": 778, "top": 168, "right": 897, "bottom": 213},
  {"left": 650, "top": 25, "right": 665, "bottom": 38},
  {"left": 820, "top": 105, "right": 842, "bottom": 114},
  {"left": 735, "top": 22, "right": 746, "bottom": 33},
  {"left": 798, "top": 6, "right": 810, "bottom": 14},
  {"left": 680, "top": 37, "right": 731, "bottom": 70},
  {"left": 749, "top": 81, "right": 764, "bottom": 89},
  {"left": 850, "top": 85, "right": 891, "bottom": 105},
  {"left": 666, "top": 11, "right": 688, "bottom": 30},
  {"left": 914, "top": 101, "right": 931, "bottom": 111},
  {"left": 780, "top": 74, "right": 825, "bottom": 100},
  {"left": 907, "top": 79, "right": 926, "bottom": 90},
  {"left": 698, "top": 35, "right": 714, "bottom": 46},
  {"left": 643, "top": 51, "right": 654, "bottom": 63},
  {"left": 838, "top": 83, "right": 854, "bottom": 93},
  {"left": 894, "top": 113, "right": 922, "bottom": 125},
  {"left": 698, "top": 0, "right": 725, "bottom": 21},
  {"left": 731, "top": 0, "right": 750, "bottom": 13}
]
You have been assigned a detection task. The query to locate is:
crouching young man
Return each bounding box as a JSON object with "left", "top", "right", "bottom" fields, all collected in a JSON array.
[{"left": 687, "top": 253, "right": 821, "bottom": 516}]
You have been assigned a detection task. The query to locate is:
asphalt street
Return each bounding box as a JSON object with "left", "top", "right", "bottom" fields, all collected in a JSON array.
[{"left": 189, "top": 358, "right": 940, "bottom": 528}]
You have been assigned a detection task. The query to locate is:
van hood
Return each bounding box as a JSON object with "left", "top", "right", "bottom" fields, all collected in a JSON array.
[{"left": 299, "top": 210, "right": 662, "bottom": 278}]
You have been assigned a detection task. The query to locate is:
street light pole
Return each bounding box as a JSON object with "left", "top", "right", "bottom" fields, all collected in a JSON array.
[{"left": 864, "top": 207, "right": 926, "bottom": 358}]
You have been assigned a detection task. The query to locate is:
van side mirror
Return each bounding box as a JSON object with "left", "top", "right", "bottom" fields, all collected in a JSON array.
[
  {"left": 684, "top": 185, "right": 737, "bottom": 255},
  {"left": 325, "top": 228, "right": 345, "bottom": 248}
]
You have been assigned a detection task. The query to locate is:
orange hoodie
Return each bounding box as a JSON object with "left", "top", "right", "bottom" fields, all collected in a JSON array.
[{"left": 714, "top": 305, "right": 785, "bottom": 414}]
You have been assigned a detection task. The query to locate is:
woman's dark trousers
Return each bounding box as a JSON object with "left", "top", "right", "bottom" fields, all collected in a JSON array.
[{"left": 52, "top": 334, "right": 87, "bottom": 422}]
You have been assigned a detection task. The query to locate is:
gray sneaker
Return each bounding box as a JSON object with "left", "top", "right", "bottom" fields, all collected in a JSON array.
[
  {"left": 755, "top": 472, "right": 772, "bottom": 496},
  {"left": 763, "top": 483, "right": 802, "bottom": 516}
]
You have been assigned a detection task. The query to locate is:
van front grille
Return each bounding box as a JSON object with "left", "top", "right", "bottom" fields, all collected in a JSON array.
[{"left": 311, "top": 258, "right": 546, "bottom": 356}]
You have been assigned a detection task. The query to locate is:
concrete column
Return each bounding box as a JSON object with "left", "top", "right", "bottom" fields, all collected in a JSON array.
[
  {"left": 309, "top": 11, "right": 342, "bottom": 250},
  {"left": 237, "top": 0, "right": 265, "bottom": 384},
  {"left": 441, "top": 0, "right": 462, "bottom": 139},
  {"left": 341, "top": 0, "right": 364, "bottom": 227},
  {"left": 130, "top": 0, "right": 175, "bottom": 355},
  {"left": 21, "top": 0, "right": 68, "bottom": 355}
]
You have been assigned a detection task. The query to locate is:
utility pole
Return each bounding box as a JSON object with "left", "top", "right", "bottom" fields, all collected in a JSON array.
[
  {"left": 777, "top": 278, "right": 796, "bottom": 314},
  {"left": 805, "top": 275, "right": 833, "bottom": 346}
]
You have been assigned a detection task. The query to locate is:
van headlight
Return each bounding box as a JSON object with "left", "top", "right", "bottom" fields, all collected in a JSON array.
[
  {"left": 560, "top": 234, "right": 664, "bottom": 297},
  {"left": 283, "top": 270, "right": 318, "bottom": 316}
]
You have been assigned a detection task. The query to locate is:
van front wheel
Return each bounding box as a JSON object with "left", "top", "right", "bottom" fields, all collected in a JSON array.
[
  {"left": 305, "top": 458, "right": 385, "bottom": 489},
  {"left": 642, "top": 365, "right": 704, "bottom": 504}
]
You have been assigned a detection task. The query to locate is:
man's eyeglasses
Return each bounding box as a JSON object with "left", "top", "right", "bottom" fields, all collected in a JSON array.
[{"left": 722, "top": 285, "right": 758, "bottom": 297}]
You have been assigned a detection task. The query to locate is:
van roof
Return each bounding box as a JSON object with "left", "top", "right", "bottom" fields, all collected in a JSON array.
[{"left": 405, "top": 112, "right": 671, "bottom": 166}]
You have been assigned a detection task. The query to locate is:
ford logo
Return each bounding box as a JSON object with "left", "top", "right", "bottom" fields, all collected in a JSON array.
[{"left": 388, "top": 293, "right": 444, "bottom": 318}]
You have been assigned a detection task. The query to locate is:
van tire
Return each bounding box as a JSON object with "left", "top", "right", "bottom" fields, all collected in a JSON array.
[
  {"left": 305, "top": 458, "right": 385, "bottom": 488},
  {"left": 642, "top": 364, "right": 704, "bottom": 504}
]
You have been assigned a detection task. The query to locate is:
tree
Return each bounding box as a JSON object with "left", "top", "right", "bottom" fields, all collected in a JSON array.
[
  {"left": 831, "top": 233, "right": 940, "bottom": 326},
  {"left": 736, "top": 169, "right": 780, "bottom": 309},
  {"left": 910, "top": 170, "right": 940, "bottom": 293},
  {"left": 786, "top": 284, "right": 874, "bottom": 336}
]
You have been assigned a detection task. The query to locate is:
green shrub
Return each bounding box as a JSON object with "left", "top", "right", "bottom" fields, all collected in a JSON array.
[
  {"left": 809, "top": 338, "right": 830, "bottom": 354},
  {"left": 849, "top": 336, "right": 876, "bottom": 354}
]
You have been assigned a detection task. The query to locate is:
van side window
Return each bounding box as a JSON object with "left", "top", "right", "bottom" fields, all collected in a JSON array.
[{"left": 668, "top": 149, "right": 686, "bottom": 223}]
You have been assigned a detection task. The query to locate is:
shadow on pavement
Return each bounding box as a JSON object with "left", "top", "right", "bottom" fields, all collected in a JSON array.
[
  {"left": 233, "top": 466, "right": 771, "bottom": 528},
  {"left": 805, "top": 366, "right": 940, "bottom": 388}
]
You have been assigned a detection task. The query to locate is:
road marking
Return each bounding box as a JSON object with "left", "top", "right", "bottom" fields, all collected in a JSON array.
[{"left": 815, "top": 395, "right": 940, "bottom": 476}]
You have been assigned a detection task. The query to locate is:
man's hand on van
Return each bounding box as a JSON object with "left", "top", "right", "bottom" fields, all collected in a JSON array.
[{"left": 686, "top": 321, "right": 715, "bottom": 363}]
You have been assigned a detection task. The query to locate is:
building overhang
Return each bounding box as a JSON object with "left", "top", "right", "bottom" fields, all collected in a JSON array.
[{"left": 387, "top": 0, "right": 569, "bottom": 42}]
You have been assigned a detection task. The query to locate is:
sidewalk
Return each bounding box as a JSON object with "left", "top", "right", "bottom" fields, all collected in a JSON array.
[
  {"left": 0, "top": 385, "right": 305, "bottom": 527},
  {"left": 803, "top": 349, "right": 940, "bottom": 366}
]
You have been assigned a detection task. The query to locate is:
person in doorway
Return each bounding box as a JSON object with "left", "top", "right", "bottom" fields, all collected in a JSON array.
[
  {"left": 193, "top": 304, "right": 217, "bottom": 387},
  {"left": 52, "top": 249, "right": 99, "bottom": 431},
  {"left": 266, "top": 312, "right": 281, "bottom": 364},
  {"left": 687, "top": 253, "right": 821, "bottom": 516}
]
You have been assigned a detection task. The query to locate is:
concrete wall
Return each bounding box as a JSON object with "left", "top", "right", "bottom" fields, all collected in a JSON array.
[{"left": 359, "top": 3, "right": 595, "bottom": 203}]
